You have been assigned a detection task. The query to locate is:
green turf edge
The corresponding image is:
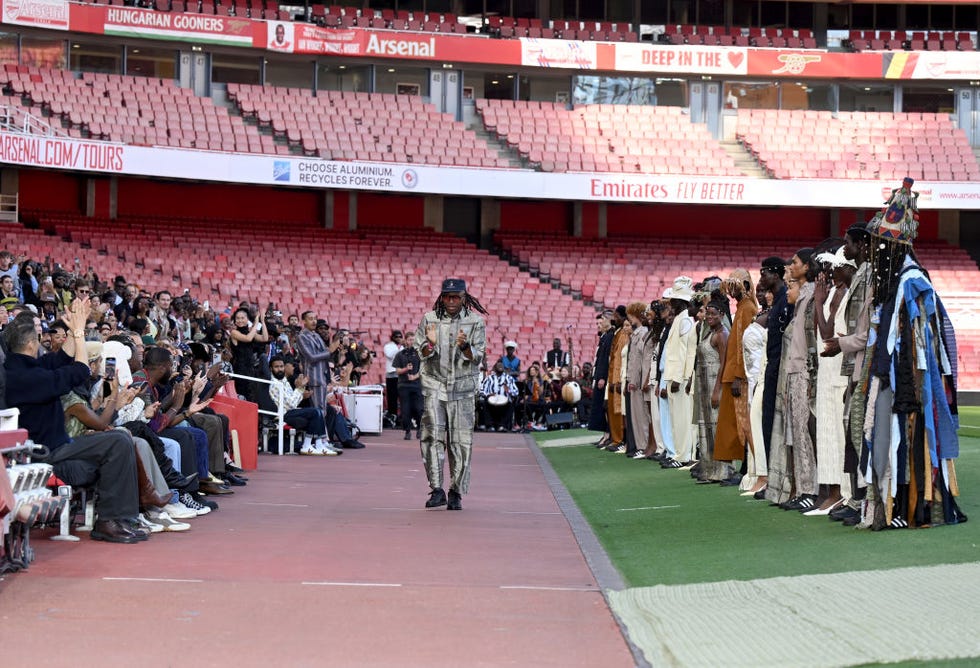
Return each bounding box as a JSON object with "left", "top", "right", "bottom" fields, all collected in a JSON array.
[
  {"left": 853, "top": 658, "right": 980, "bottom": 668},
  {"left": 535, "top": 429, "right": 980, "bottom": 588}
]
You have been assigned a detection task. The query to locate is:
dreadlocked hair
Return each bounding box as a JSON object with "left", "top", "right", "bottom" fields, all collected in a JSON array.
[
  {"left": 432, "top": 292, "right": 490, "bottom": 318},
  {"left": 869, "top": 237, "right": 916, "bottom": 307}
]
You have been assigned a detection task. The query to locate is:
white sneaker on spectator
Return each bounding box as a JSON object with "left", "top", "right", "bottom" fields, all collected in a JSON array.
[
  {"left": 163, "top": 501, "right": 198, "bottom": 520},
  {"left": 314, "top": 444, "right": 341, "bottom": 456},
  {"left": 137, "top": 513, "right": 165, "bottom": 533},
  {"left": 299, "top": 443, "right": 324, "bottom": 456},
  {"left": 146, "top": 509, "right": 191, "bottom": 532},
  {"left": 315, "top": 438, "right": 342, "bottom": 455},
  {"left": 179, "top": 492, "right": 212, "bottom": 516}
]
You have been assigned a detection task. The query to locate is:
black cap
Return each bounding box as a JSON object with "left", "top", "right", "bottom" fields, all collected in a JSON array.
[
  {"left": 615, "top": 305, "right": 627, "bottom": 318},
  {"left": 760, "top": 256, "right": 787, "bottom": 276},
  {"left": 315, "top": 319, "right": 330, "bottom": 329},
  {"left": 441, "top": 277, "right": 466, "bottom": 293}
]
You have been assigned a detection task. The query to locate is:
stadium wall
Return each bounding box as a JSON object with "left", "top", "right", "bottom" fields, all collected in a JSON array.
[{"left": 14, "top": 168, "right": 942, "bottom": 242}]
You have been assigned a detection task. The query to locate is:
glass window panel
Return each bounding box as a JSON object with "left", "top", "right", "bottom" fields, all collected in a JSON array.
[
  {"left": 905, "top": 5, "right": 928, "bottom": 30},
  {"left": 802, "top": 83, "right": 836, "bottom": 112},
  {"left": 316, "top": 63, "right": 371, "bottom": 92},
  {"left": 903, "top": 86, "right": 955, "bottom": 114},
  {"left": 641, "top": 0, "right": 667, "bottom": 24},
  {"left": 514, "top": 0, "right": 536, "bottom": 19},
  {"left": 426, "top": 0, "right": 452, "bottom": 15},
  {"left": 483, "top": 72, "right": 515, "bottom": 100},
  {"left": 698, "top": 0, "right": 725, "bottom": 26},
  {"left": 482, "top": 0, "right": 507, "bottom": 15},
  {"left": 526, "top": 73, "right": 571, "bottom": 103},
  {"left": 954, "top": 5, "right": 979, "bottom": 31},
  {"left": 652, "top": 78, "right": 687, "bottom": 107},
  {"left": 671, "top": 0, "right": 693, "bottom": 25},
  {"left": 563, "top": 0, "right": 577, "bottom": 20},
  {"left": 0, "top": 32, "right": 17, "bottom": 68},
  {"left": 851, "top": 4, "right": 873, "bottom": 28},
  {"left": 930, "top": 5, "right": 953, "bottom": 30},
  {"left": 375, "top": 65, "right": 428, "bottom": 96},
  {"left": 574, "top": 76, "right": 654, "bottom": 105},
  {"left": 788, "top": 3, "right": 813, "bottom": 31},
  {"left": 265, "top": 58, "right": 314, "bottom": 88},
  {"left": 875, "top": 4, "right": 897, "bottom": 30},
  {"left": 400, "top": 0, "right": 425, "bottom": 13},
  {"left": 578, "top": 0, "right": 603, "bottom": 21},
  {"left": 211, "top": 54, "right": 261, "bottom": 85},
  {"left": 722, "top": 82, "right": 780, "bottom": 110},
  {"left": 20, "top": 36, "right": 66, "bottom": 70},
  {"left": 69, "top": 41, "right": 121, "bottom": 74},
  {"left": 838, "top": 82, "right": 894, "bottom": 113},
  {"left": 125, "top": 46, "right": 177, "bottom": 79},
  {"left": 760, "top": 1, "right": 784, "bottom": 28}
]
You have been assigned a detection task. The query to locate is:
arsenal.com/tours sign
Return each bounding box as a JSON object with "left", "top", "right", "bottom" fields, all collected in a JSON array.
[{"left": 3, "top": 130, "right": 980, "bottom": 208}]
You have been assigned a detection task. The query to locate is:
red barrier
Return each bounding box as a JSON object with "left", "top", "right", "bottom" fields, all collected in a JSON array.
[{"left": 210, "top": 396, "right": 259, "bottom": 471}]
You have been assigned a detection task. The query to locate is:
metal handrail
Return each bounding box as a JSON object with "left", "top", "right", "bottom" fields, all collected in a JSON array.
[
  {"left": 223, "top": 371, "right": 290, "bottom": 456},
  {"left": 0, "top": 104, "right": 70, "bottom": 138},
  {"left": 0, "top": 193, "right": 18, "bottom": 223}
]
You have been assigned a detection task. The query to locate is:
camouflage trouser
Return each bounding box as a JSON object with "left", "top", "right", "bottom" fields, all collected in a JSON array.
[{"left": 420, "top": 393, "right": 475, "bottom": 494}]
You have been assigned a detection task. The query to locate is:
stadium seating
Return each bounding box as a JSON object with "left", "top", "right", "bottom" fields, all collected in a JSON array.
[
  {"left": 847, "top": 30, "right": 976, "bottom": 52},
  {"left": 476, "top": 100, "right": 741, "bottom": 176},
  {"left": 494, "top": 231, "right": 980, "bottom": 389},
  {"left": 736, "top": 109, "right": 980, "bottom": 181},
  {"left": 0, "top": 66, "right": 510, "bottom": 167},
  {"left": 661, "top": 25, "right": 817, "bottom": 49},
  {"left": 6, "top": 212, "right": 979, "bottom": 388},
  {"left": 10, "top": 214, "right": 601, "bottom": 378},
  {"left": 227, "top": 84, "right": 510, "bottom": 167},
  {"left": 1, "top": 66, "right": 265, "bottom": 150}
]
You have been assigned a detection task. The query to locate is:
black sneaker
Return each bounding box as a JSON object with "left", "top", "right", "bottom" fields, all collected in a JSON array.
[
  {"left": 343, "top": 439, "right": 366, "bottom": 449},
  {"left": 190, "top": 491, "right": 219, "bottom": 511},
  {"left": 404, "top": 431, "right": 412, "bottom": 440},
  {"left": 425, "top": 488, "right": 447, "bottom": 508},
  {"left": 447, "top": 489, "right": 462, "bottom": 511}
]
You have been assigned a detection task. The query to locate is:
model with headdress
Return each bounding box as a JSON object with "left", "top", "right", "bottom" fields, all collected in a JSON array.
[{"left": 858, "top": 178, "right": 966, "bottom": 529}]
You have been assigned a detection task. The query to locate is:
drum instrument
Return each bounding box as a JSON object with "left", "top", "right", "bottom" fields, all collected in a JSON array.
[
  {"left": 487, "top": 394, "right": 509, "bottom": 407},
  {"left": 561, "top": 381, "right": 582, "bottom": 405}
]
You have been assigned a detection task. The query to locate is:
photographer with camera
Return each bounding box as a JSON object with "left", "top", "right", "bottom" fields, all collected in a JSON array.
[{"left": 392, "top": 331, "right": 422, "bottom": 440}]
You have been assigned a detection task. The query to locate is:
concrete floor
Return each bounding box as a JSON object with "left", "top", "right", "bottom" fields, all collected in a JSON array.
[{"left": 1, "top": 431, "right": 634, "bottom": 668}]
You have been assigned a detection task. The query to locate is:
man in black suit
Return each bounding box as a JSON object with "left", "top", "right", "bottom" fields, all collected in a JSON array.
[{"left": 586, "top": 310, "right": 614, "bottom": 441}]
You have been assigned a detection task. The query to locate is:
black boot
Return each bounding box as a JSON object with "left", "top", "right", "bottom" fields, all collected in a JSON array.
[
  {"left": 447, "top": 489, "right": 462, "bottom": 511},
  {"left": 425, "top": 488, "right": 447, "bottom": 508}
]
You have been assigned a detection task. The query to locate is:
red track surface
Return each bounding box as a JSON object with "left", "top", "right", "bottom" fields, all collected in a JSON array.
[{"left": 1, "top": 432, "right": 634, "bottom": 667}]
